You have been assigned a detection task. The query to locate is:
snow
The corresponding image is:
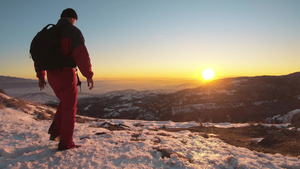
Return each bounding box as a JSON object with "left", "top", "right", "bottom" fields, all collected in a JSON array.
[
  {"left": 266, "top": 109, "right": 300, "bottom": 123},
  {"left": 1, "top": 108, "right": 299, "bottom": 168},
  {"left": 83, "top": 104, "right": 92, "bottom": 111},
  {"left": 172, "top": 103, "right": 246, "bottom": 115}
]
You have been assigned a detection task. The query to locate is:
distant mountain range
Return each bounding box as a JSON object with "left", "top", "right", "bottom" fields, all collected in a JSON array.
[
  {"left": 0, "top": 76, "right": 36, "bottom": 88},
  {"left": 1, "top": 73, "right": 300, "bottom": 123},
  {"left": 0, "top": 75, "right": 55, "bottom": 102},
  {"left": 76, "top": 72, "right": 300, "bottom": 123},
  {"left": 0, "top": 76, "right": 36, "bottom": 82}
]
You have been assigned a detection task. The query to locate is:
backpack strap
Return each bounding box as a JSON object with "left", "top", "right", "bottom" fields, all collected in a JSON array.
[
  {"left": 76, "top": 68, "right": 82, "bottom": 92},
  {"left": 43, "top": 23, "right": 55, "bottom": 30},
  {"left": 42, "top": 24, "right": 55, "bottom": 31}
]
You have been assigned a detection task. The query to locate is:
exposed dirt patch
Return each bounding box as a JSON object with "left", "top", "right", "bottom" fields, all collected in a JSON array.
[
  {"left": 160, "top": 124, "right": 300, "bottom": 157},
  {"left": 292, "top": 113, "right": 300, "bottom": 128}
]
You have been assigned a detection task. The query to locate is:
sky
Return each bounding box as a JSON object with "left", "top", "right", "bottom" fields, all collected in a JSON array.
[{"left": 1, "top": 0, "right": 300, "bottom": 81}]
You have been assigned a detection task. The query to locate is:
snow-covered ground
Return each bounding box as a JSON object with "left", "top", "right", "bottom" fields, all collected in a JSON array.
[
  {"left": 0, "top": 108, "right": 299, "bottom": 169},
  {"left": 266, "top": 109, "right": 300, "bottom": 124}
]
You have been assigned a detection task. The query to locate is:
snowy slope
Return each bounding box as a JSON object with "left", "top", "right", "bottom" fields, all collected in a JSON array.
[
  {"left": 266, "top": 109, "right": 300, "bottom": 124},
  {"left": 0, "top": 108, "right": 299, "bottom": 169}
]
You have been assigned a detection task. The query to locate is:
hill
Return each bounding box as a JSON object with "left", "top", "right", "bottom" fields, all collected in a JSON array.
[
  {"left": 2, "top": 72, "right": 300, "bottom": 124},
  {"left": 76, "top": 72, "right": 300, "bottom": 124},
  {"left": 0, "top": 75, "right": 55, "bottom": 102},
  {"left": 0, "top": 92, "right": 299, "bottom": 168}
]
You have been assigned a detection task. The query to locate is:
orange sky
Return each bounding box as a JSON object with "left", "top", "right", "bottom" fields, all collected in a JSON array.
[{"left": 1, "top": 1, "right": 300, "bottom": 81}]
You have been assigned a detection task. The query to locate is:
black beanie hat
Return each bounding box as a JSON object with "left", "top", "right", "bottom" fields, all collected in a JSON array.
[{"left": 61, "top": 8, "right": 78, "bottom": 20}]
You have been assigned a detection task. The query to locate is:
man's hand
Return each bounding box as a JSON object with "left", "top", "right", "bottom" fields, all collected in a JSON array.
[
  {"left": 87, "top": 78, "right": 94, "bottom": 90},
  {"left": 39, "top": 79, "right": 47, "bottom": 90}
]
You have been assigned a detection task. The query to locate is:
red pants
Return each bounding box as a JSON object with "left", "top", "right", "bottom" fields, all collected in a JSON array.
[{"left": 47, "top": 67, "right": 78, "bottom": 149}]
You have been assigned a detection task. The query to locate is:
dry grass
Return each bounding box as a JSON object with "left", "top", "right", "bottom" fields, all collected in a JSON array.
[
  {"left": 161, "top": 124, "right": 300, "bottom": 157},
  {"left": 89, "top": 121, "right": 130, "bottom": 131},
  {"left": 0, "top": 102, "right": 5, "bottom": 109},
  {"left": 0, "top": 89, "right": 5, "bottom": 94},
  {"left": 0, "top": 94, "right": 30, "bottom": 112}
]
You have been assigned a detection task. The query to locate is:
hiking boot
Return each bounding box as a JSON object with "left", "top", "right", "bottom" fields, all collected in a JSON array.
[
  {"left": 49, "top": 135, "right": 60, "bottom": 141},
  {"left": 48, "top": 121, "right": 60, "bottom": 141},
  {"left": 57, "top": 141, "right": 81, "bottom": 151}
]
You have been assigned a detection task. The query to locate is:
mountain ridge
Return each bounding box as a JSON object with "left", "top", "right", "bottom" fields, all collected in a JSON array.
[
  {"left": 76, "top": 72, "right": 300, "bottom": 123},
  {"left": 1, "top": 72, "right": 300, "bottom": 124}
]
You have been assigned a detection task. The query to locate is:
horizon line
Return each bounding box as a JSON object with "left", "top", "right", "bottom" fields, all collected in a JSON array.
[{"left": 1, "top": 71, "right": 299, "bottom": 81}]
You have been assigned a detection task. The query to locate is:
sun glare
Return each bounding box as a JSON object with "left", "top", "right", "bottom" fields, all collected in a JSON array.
[{"left": 202, "top": 68, "right": 216, "bottom": 81}]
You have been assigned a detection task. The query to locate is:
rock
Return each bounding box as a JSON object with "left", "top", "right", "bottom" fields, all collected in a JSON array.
[{"left": 154, "top": 148, "right": 193, "bottom": 163}]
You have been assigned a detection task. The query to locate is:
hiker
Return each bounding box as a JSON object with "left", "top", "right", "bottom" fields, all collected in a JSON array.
[{"left": 35, "top": 8, "right": 94, "bottom": 150}]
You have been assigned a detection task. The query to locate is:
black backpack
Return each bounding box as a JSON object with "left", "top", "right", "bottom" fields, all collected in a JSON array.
[{"left": 30, "top": 24, "right": 76, "bottom": 71}]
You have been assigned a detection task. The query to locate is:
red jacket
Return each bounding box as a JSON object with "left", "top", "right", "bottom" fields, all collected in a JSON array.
[{"left": 36, "top": 19, "right": 93, "bottom": 79}]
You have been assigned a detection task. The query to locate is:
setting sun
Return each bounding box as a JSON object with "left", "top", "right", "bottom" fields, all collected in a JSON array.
[{"left": 202, "top": 68, "right": 216, "bottom": 81}]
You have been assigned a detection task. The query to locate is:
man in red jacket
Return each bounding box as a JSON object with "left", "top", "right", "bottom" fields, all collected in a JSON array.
[{"left": 36, "top": 8, "right": 94, "bottom": 151}]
